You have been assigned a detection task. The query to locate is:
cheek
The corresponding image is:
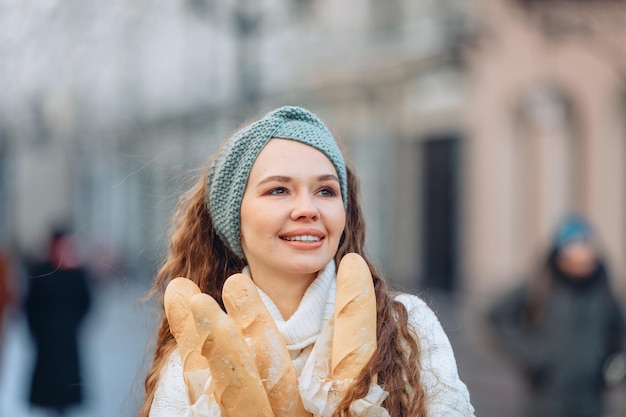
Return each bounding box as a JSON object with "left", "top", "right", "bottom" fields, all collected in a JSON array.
[
  {"left": 332, "top": 210, "right": 347, "bottom": 237},
  {"left": 241, "top": 202, "right": 279, "bottom": 242},
  {"left": 239, "top": 201, "right": 256, "bottom": 242}
]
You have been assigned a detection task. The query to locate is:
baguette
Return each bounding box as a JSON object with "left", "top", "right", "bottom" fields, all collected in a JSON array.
[
  {"left": 164, "top": 277, "right": 208, "bottom": 403},
  {"left": 223, "top": 273, "right": 311, "bottom": 417},
  {"left": 190, "top": 292, "right": 274, "bottom": 417},
  {"left": 332, "top": 253, "right": 377, "bottom": 385}
]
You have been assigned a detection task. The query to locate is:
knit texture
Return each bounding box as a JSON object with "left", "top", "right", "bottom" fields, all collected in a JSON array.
[{"left": 206, "top": 106, "right": 348, "bottom": 259}]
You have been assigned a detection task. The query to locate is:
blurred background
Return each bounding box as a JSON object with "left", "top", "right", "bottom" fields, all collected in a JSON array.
[{"left": 1, "top": 0, "right": 625, "bottom": 416}]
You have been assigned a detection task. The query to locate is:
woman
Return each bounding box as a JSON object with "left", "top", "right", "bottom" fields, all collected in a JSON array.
[
  {"left": 139, "top": 106, "right": 474, "bottom": 417},
  {"left": 489, "top": 215, "right": 626, "bottom": 417}
]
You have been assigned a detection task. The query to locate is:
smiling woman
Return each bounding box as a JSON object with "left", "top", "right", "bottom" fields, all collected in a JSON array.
[
  {"left": 240, "top": 139, "right": 346, "bottom": 318},
  {"left": 138, "top": 106, "right": 475, "bottom": 417}
]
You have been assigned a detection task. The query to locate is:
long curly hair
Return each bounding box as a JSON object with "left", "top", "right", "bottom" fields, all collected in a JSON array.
[{"left": 138, "top": 159, "right": 427, "bottom": 417}]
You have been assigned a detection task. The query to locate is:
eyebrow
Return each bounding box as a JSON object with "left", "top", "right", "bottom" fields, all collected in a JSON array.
[{"left": 256, "top": 174, "right": 339, "bottom": 186}]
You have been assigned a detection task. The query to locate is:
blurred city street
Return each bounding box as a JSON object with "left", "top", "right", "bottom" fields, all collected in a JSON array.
[
  {"left": 0, "top": 278, "right": 157, "bottom": 417},
  {"left": 1, "top": 279, "right": 625, "bottom": 417},
  {"left": 1, "top": 1, "right": 626, "bottom": 417}
]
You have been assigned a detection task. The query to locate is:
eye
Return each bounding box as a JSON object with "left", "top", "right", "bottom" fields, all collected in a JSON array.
[
  {"left": 268, "top": 187, "right": 288, "bottom": 196},
  {"left": 317, "top": 186, "right": 337, "bottom": 197}
]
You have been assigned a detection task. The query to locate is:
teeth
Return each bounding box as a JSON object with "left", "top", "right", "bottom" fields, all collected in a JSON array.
[{"left": 283, "top": 235, "right": 321, "bottom": 242}]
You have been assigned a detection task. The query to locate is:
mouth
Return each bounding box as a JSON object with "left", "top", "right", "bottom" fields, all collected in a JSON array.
[
  {"left": 279, "top": 230, "right": 325, "bottom": 244},
  {"left": 280, "top": 235, "right": 322, "bottom": 242}
]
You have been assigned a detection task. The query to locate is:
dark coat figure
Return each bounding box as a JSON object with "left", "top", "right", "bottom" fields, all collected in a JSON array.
[
  {"left": 0, "top": 249, "right": 15, "bottom": 373},
  {"left": 25, "top": 231, "right": 92, "bottom": 416},
  {"left": 489, "top": 215, "right": 626, "bottom": 417}
]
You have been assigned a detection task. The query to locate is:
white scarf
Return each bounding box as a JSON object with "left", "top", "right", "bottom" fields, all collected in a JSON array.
[{"left": 242, "top": 260, "right": 336, "bottom": 372}]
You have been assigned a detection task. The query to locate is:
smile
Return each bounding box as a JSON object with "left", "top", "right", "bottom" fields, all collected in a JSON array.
[{"left": 281, "top": 235, "right": 322, "bottom": 242}]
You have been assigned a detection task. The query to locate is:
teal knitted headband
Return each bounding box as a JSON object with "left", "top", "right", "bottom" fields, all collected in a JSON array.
[{"left": 206, "top": 106, "right": 348, "bottom": 259}]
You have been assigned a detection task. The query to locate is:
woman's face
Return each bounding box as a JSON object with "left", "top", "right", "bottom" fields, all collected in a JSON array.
[{"left": 240, "top": 138, "right": 346, "bottom": 279}]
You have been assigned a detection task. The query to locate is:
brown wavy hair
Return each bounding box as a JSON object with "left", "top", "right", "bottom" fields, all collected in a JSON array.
[{"left": 138, "top": 153, "right": 427, "bottom": 417}]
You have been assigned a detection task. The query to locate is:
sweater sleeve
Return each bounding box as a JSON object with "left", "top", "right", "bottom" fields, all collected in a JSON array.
[
  {"left": 149, "top": 349, "right": 191, "bottom": 417},
  {"left": 395, "top": 294, "right": 475, "bottom": 417}
]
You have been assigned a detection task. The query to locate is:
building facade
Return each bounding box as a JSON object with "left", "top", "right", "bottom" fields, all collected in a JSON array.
[
  {"left": 465, "top": 0, "right": 626, "bottom": 301},
  {"left": 1, "top": 0, "right": 624, "bottom": 302}
]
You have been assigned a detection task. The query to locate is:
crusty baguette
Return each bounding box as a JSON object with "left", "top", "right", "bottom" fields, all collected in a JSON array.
[
  {"left": 164, "top": 277, "right": 208, "bottom": 403},
  {"left": 332, "top": 253, "right": 377, "bottom": 383},
  {"left": 190, "top": 292, "right": 274, "bottom": 417},
  {"left": 223, "top": 273, "right": 312, "bottom": 417}
]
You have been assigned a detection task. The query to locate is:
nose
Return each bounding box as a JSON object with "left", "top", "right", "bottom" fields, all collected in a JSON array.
[{"left": 291, "top": 193, "right": 319, "bottom": 221}]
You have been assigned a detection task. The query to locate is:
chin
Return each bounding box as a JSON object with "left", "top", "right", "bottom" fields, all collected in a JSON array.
[{"left": 285, "top": 256, "right": 332, "bottom": 274}]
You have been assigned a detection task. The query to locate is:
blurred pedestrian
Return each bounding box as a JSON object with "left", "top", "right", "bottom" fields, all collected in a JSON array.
[
  {"left": 488, "top": 214, "right": 626, "bottom": 417},
  {"left": 24, "top": 229, "right": 93, "bottom": 417},
  {"left": 0, "top": 246, "right": 16, "bottom": 370}
]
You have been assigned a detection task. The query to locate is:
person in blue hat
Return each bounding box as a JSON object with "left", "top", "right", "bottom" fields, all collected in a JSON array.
[
  {"left": 489, "top": 214, "right": 626, "bottom": 417},
  {"left": 139, "top": 106, "right": 475, "bottom": 417}
]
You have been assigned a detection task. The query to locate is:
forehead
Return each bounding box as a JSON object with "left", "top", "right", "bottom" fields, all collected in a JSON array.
[{"left": 251, "top": 138, "right": 336, "bottom": 172}]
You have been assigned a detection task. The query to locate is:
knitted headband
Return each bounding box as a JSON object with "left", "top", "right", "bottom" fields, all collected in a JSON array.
[{"left": 206, "top": 106, "right": 348, "bottom": 259}]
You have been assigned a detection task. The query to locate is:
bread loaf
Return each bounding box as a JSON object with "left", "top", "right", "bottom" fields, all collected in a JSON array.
[
  {"left": 190, "top": 292, "right": 274, "bottom": 417},
  {"left": 164, "top": 277, "right": 208, "bottom": 403},
  {"left": 223, "top": 273, "right": 311, "bottom": 417},
  {"left": 332, "top": 253, "right": 377, "bottom": 385}
]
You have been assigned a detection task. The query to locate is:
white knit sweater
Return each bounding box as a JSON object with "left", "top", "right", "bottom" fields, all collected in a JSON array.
[{"left": 149, "top": 262, "right": 475, "bottom": 417}]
